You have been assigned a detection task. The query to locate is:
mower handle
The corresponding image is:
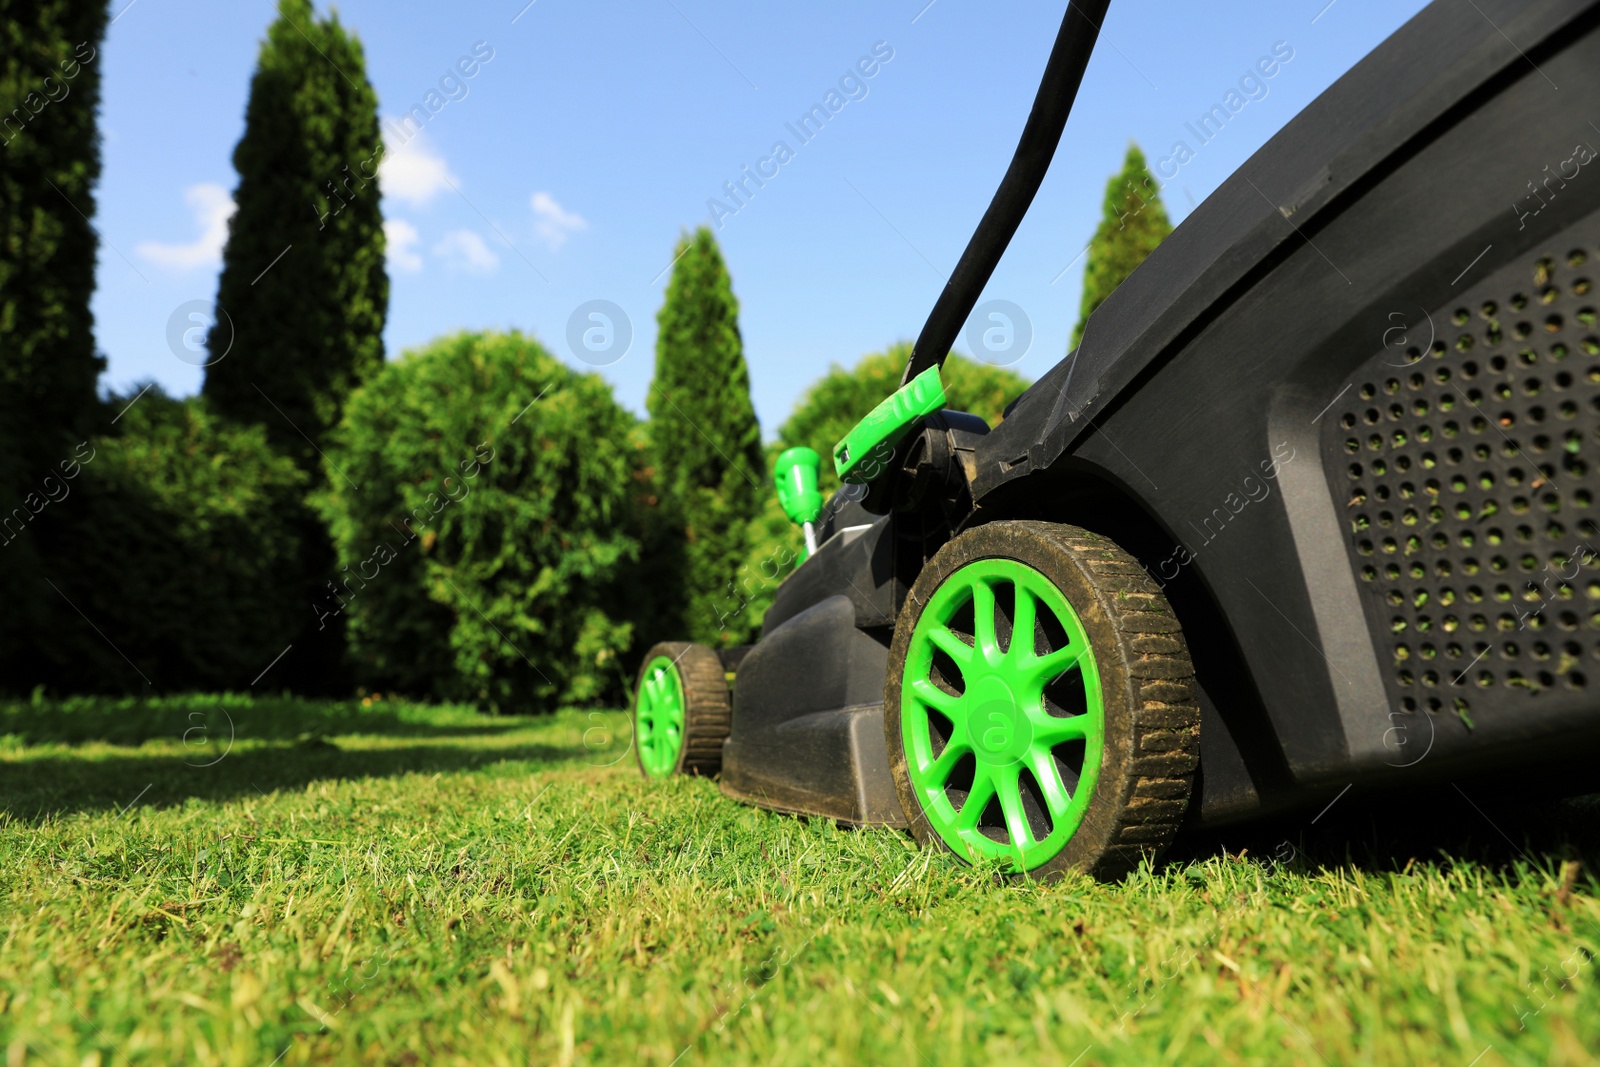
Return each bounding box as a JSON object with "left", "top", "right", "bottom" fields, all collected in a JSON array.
[{"left": 900, "top": 0, "right": 1111, "bottom": 386}]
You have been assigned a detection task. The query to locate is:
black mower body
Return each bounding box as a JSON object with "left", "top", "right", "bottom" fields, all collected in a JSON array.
[{"left": 722, "top": 0, "right": 1600, "bottom": 829}]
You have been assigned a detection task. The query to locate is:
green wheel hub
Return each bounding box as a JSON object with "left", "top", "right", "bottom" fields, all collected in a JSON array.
[
  {"left": 901, "top": 557, "right": 1105, "bottom": 871},
  {"left": 635, "top": 655, "right": 686, "bottom": 778}
]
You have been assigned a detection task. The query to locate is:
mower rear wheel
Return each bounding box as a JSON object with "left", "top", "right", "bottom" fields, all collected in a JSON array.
[
  {"left": 632, "top": 642, "right": 731, "bottom": 779},
  {"left": 885, "top": 521, "right": 1199, "bottom": 881}
]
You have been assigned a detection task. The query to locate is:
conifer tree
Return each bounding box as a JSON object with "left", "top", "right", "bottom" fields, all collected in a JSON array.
[
  {"left": 0, "top": 0, "right": 106, "bottom": 459},
  {"left": 202, "top": 0, "right": 386, "bottom": 474},
  {"left": 0, "top": 0, "right": 107, "bottom": 691},
  {"left": 647, "top": 227, "right": 765, "bottom": 646},
  {"left": 1071, "top": 142, "right": 1172, "bottom": 348}
]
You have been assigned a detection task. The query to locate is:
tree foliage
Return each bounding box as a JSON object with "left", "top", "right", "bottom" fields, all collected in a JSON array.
[
  {"left": 0, "top": 0, "right": 106, "bottom": 465},
  {"left": 646, "top": 227, "right": 765, "bottom": 646},
  {"left": 0, "top": 0, "right": 108, "bottom": 692},
  {"left": 36, "top": 390, "right": 310, "bottom": 692},
  {"left": 1071, "top": 142, "right": 1172, "bottom": 348},
  {"left": 201, "top": 0, "right": 386, "bottom": 474},
  {"left": 317, "top": 331, "right": 648, "bottom": 713}
]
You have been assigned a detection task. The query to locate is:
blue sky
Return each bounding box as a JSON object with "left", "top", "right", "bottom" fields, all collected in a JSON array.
[{"left": 92, "top": 0, "right": 1428, "bottom": 434}]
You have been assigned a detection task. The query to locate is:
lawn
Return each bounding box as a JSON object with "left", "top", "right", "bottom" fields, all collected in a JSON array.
[{"left": 1, "top": 695, "right": 1596, "bottom": 1066}]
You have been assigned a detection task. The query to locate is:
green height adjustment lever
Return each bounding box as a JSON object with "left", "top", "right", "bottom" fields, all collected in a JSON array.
[
  {"left": 833, "top": 365, "right": 947, "bottom": 484},
  {"left": 774, "top": 446, "right": 824, "bottom": 557}
]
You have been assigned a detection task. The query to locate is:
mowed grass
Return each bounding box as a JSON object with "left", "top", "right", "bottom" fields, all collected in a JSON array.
[{"left": 1, "top": 695, "right": 1598, "bottom": 1066}]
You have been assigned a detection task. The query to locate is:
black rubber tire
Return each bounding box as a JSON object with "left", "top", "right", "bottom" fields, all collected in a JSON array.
[
  {"left": 884, "top": 520, "right": 1200, "bottom": 881},
  {"left": 632, "top": 641, "right": 732, "bottom": 778}
]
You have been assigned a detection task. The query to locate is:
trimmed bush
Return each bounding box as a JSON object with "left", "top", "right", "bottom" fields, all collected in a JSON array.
[
  {"left": 40, "top": 389, "right": 309, "bottom": 692},
  {"left": 317, "top": 331, "right": 647, "bottom": 712}
]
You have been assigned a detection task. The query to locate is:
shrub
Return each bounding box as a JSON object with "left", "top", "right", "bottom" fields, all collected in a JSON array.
[
  {"left": 316, "top": 331, "right": 647, "bottom": 712},
  {"left": 39, "top": 388, "right": 309, "bottom": 692}
]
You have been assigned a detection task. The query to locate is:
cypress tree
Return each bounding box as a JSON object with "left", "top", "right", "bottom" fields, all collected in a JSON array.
[
  {"left": 0, "top": 1, "right": 108, "bottom": 691},
  {"left": 202, "top": 0, "right": 386, "bottom": 473},
  {"left": 1070, "top": 142, "right": 1172, "bottom": 348},
  {"left": 647, "top": 227, "right": 765, "bottom": 646}
]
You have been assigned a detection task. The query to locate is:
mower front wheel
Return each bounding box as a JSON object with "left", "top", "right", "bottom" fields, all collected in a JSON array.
[
  {"left": 885, "top": 521, "right": 1200, "bottom": 881},
  {"left": 632, "top": 641, "right": 731, "bottom": 779}
]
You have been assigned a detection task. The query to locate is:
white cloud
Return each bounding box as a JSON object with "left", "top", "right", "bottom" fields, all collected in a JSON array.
[
  {"left": 531, "top": 191, "right": 587, "bottom": 250},
  {"left": 434, "top": 229, "right": 498, "bottom": 274},
  {"left": 384, "top": 219, "right": 423, "bottom": 272},
  {"left": 378, "top": 129, "right": 457, "bottom": 208},
  {"left": 135, "top": 183, "right": 235, "bottom": 269}
]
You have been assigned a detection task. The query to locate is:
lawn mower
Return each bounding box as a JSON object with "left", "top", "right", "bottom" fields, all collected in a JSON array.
[{"left": 633, "top": 0, "right": 1600, "bottom": 879}]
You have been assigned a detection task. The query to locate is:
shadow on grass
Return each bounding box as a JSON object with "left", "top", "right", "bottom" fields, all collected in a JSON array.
[
  {"left": 0, "top": 697, "right": 529, "bottom": 747},
  {"left": 1170, "top": 787, "right": 1600, "bottom": 880},
  {"left": 0, "top": 737, "right": 592, "bottom": 823}
]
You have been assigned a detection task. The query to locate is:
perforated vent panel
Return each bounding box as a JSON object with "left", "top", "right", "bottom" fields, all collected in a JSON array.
[{"left": 1326, "top": 231, "right": 1600, "bottom": 721}]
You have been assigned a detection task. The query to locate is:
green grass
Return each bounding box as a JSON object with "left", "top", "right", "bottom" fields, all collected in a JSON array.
[{"left": 1, "top": 694, "right": 1597, "bottom": 1066}]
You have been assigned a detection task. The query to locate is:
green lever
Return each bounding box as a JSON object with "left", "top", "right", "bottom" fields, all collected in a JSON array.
[
  {"left": 774, "top": 446, "right": 824, "bottom": 557},
  {"left": 833, "top": 365, "right": 946, "bottom": 484}
]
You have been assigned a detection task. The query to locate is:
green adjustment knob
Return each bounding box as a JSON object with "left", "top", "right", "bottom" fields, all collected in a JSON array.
[
  {"left": 774, "top": 446, "right": 823, "bottom": 557},
  {"left": 833, "top": 365, "right": 947, "bottom": 484}
]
